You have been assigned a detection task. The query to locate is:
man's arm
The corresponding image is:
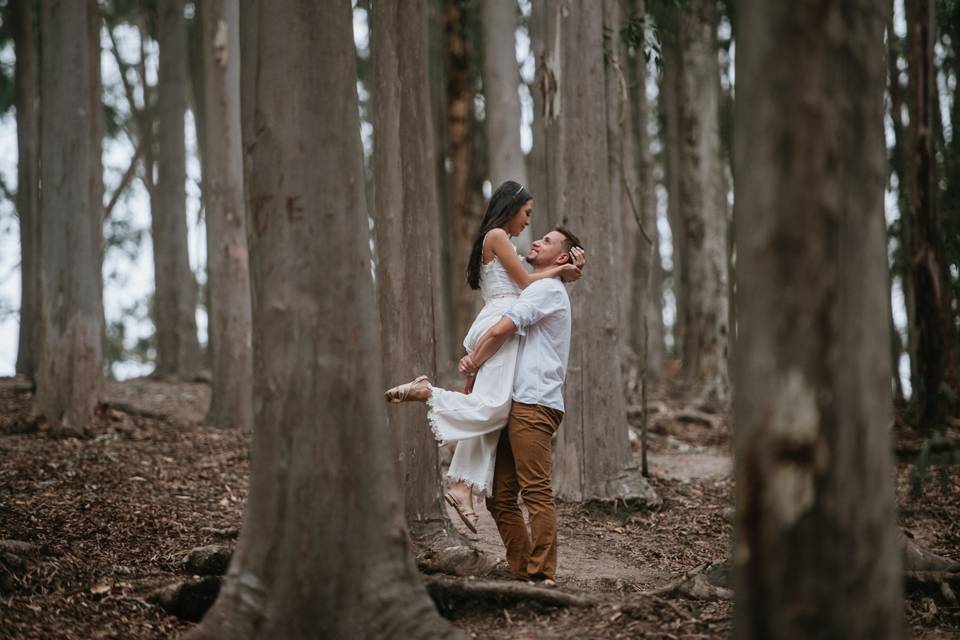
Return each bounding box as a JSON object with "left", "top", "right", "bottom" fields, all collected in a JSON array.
[{"left": 459, "top": 316, "right": 517, "bottom": 376}]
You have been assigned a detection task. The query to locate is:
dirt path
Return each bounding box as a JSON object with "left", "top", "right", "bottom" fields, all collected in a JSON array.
[{"left": 2, "top": 378, "right": 958, "bottom": 639}]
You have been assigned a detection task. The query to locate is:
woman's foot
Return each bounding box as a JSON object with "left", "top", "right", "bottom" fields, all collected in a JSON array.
[
  {"left": 444, "top": 483, "right": 478, "bottom": 533},
  {"left": 384, "top": 375, "right": 432, "bottom": 403}
]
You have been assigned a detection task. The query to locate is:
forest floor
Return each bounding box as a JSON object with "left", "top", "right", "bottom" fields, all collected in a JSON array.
[{"left": 0, "top": 373, "right": 958, "bottom": 639}]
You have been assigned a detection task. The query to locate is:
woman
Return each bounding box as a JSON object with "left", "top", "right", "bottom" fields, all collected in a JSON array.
[{"left": 384, "top": 180, "right": 583, "bottom": 533}]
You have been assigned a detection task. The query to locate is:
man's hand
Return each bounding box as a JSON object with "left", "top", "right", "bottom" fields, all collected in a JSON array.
[
  {"left": 458, "top": 354, "right": 480, "bottom": 377},
  {"left": 463, "top": 374, "right": 476, "bottom": 394}
]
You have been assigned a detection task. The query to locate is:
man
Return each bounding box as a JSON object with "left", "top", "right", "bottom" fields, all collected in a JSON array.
[{"left": 458, "top": 226, "right": 585, "bottom": 586}]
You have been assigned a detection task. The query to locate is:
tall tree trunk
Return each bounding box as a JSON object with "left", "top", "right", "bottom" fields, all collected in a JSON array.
[
  {"left": 659, "top": 32, "right": 685, "bottom": 357},
  {"left": 444, "top": 0, "right": 480, "bottom": 346},
  {"left": 905, "top": 0, "right": 957, "bottom": 428},
  {"left": 373, "top": 0, "right": 451, "bottom": 532},
  {"left": 13, "top": 0, "right": 40, "bottom": 380},
  {"left": 36, "top": 0, "right": 104, "bottom": 436},
  {"left": 154, "top": 0, "right": 201, "bottom": 380},
  {"left": 603, "top": 0, "right": 628, "bottom": 363},
  {"left": 185, "top": 2, "right": 459, "bottom": 638},
  {"left": 733, "top": 0, "right": 903, "bottom": 637},
  {"left": 528, "top": 0, "right": 550, "bottom": 242},
  {"left": 887, "top": 8, "right": 915, "bottom": 404},
  {"left": 428, "top": 0, "right": 456, "bottom": 371},
  {"left": 676, "top": 0, "right": 730, "bottom": 408},
  {"left": 626, "top": 0, "right": 665, "bottom": 380},
  {"left": 480, "top": 0, "right": 530, "bottom": 250},
  {"left": 540, "top": 0, "right": 631, "bottom": 501},
  {"left": 199, "top": 0, "right": 253, "bottom": 431}
]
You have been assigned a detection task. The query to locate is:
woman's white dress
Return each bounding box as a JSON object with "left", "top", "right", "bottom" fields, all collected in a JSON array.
[{"left": 427, "top": 257, "right": 521, "bottom": 496}]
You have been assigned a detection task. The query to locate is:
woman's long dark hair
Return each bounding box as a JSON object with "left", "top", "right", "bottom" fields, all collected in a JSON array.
[{"left": 466, "top": 180, "right": 532, "bottom": 290}]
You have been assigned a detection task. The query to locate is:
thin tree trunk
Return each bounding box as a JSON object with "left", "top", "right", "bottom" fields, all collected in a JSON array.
[
  {"left": 676, "top": 0, "right": 730, "bottom": 408},
  {"left": 626, "top": 0, "right": 665, "bottom": 380},
  {"left": 887, "top": 9, "right": 914, "bottom": 404},
  {"left": 13, "top": 0, "right": 40, "bottom": 380},
  {"left": 733, "top": 0, "right": 903, "bottom": 637},
  {"left": 199, "top": 0, "right": 253, "bottom": 431},
  {"left": 428, "top": 0, "right": 456, "bottom": 371},
  {"left": 36, "top": 0, "right": 104, "bottom": 437},
  {"left": 660, "top": 33, "right": 685, "bottom": 357},
  {"left": 154, "top": 0, "right": 201, "bottom": 380},
  {"left": 905, "top": 0, "right": 957, "bottom": 428},
  {"left": 185, "top": 2, "right": 460, "bottom": 638},
  {"left": 444, "top": 0, "right": 480, "bottom": 346},
  {"left": 541, "top": 0, "right": 632, "bottom": 501},
  {"left": 373, "top": 0, "right": 451, "bottom": 531},
  {"left": 603, "top": 0, "right": 628, "bottom": 364},
  {"left": 481, "top": 0, "right": 530, "bottom": 252},
  {"left": 528, "top": 0, "right": 550, "bottom": 241}
]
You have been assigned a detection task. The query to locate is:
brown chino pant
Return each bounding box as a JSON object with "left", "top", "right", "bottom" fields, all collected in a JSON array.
[{"left": 485, "top": 401, "right": 564, "bottom": 581}]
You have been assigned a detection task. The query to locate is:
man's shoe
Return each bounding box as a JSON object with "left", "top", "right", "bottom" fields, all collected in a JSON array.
[{"left": 527, "top": 577, "right": 556, "bottom": 588}]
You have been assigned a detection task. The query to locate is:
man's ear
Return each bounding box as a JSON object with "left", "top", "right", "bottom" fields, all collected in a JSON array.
[{"left": 556, "top": 252, "right": 571, "bottom": 266}]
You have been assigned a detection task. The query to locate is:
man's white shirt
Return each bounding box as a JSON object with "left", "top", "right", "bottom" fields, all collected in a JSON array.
[{"left": 503, "top": 278, "right": 571, "bottom": 412}]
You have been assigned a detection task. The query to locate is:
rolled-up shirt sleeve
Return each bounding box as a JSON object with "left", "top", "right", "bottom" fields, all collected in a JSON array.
[{"left": 503, "top": 282, "right": 564, "bottom": 336}]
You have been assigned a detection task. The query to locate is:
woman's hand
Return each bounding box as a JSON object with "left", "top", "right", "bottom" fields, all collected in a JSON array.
[
  {"left": 458, "top": 354, "right": 480, "bottom": 377},
  {"left": 560, "top": 263, "right": 582, "bottom": 283},
  {"left": 570, "top": 246, "right": 587, "bottom": 269}
]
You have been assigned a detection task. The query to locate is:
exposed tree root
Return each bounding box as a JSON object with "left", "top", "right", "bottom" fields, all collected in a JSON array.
[
  {"left": 639, "top": 561, "right": 733, "bottom": 601},
  {"left": 424, "top": 574, "right": 594, "bottom": 615}
]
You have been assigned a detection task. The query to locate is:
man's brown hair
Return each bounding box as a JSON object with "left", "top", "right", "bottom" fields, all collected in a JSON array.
[{"left": 554, "top": 225, "right": 584, "bottom": 263}]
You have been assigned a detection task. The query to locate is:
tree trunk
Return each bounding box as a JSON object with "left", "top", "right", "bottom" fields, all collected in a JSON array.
[
  {"left": 480, "top": 0, "right": 530, "bottom": 250},
  {"left": 199, "top": 0, "right": 253, "bottom": 431},
  {"left": 603, "top": 0, "right": 628, "bottom": 364},
  {"left": 373, "top": 0, "right": 451, "bottom": 531},
  {"left": 733, "top": 0, "right": 903, "bottom": 637},
  {"left": 540, "top": 0, "right": 632, "bottom": 501},
  {"left": 905, "top": 0, "right": 957, "bottom": 428},
  {"left": 528, "top": 0, "right": 550, "bottom": 242},
  {"left": 154, "top": 0, "right": 201, "bottom": 380},
  {"left": 626, "top": 0, "right": 665, "bottom": 380},
  {"left": 887, "top": 9, "right": 914, "bottom": 404},
  {"left": 676, "top": 0, "right": 730, "bottom": 408},
  {"left": 12, "top": 0, "right": 40, "bottom": 380},
  {"left": 185, "top": 2, "right": 460, "bottom": 638},
  {"left": 659, "top": 32, "right": 685, "bottom": 357},
  {"left": 444, "top": 0, "right": 481, "bottom": 346},
  {"left": 427, "top": 0, "right": 456, "bottom": 371},
  {"left": 36, "top": 0, "right": 104, "bottom": 436}
]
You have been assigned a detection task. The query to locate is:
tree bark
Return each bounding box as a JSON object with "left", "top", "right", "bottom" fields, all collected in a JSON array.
[
  {"left": 199, "top": 0, "right": 253, "bottom": 431},
  {"left": 443, "top": 0, "right": 481, "bottom": 346},
  {"left": 540, "top": 0, "right": 632, "bottom": 501},
  {"left": 733, "top": 0, "right": 903, "bottom": 637},
  {"left": 12, "top": 0, "right": 40, "bottom": 380},
  {"left": 676, "top": 0, "right": 730, "bottom": 408},
  {"left": 36, "top": 0, "right": 104, "bottom": 436},
  {"left": 154, "top": 0, "right": 202, "bottom": 380},
  {"left": 373, "top": 0, "right": 451, "bottom": 531},
  {"left": 185, "top": 2, "right": 460, "bottom": 638},
  {"left": 905, "top": 0, "right": 957, "bottom": 429},
  {"left": 480, "top": 0, "right": 530, "bottom": 250}
]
